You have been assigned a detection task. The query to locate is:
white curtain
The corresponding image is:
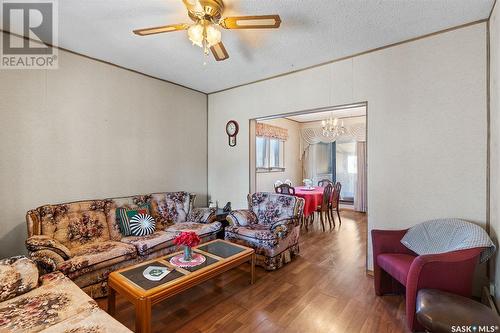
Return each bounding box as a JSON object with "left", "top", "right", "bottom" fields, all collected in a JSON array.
[
  {"left": 300, "top": 123, "right": 366, "bottom": 159},
  {"left": 302, "top": 144, "right": 336, "bottom": 186},
  {"left": 354, "top": 142, "right": 367, "bottom": 212}
]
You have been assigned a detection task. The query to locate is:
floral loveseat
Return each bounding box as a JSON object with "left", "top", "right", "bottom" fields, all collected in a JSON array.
[
  {"left": 25, "top": 191, "right": 219, "bottom": 298},
  {"left": 226, "top": 192, "right": 304, "bottom": 270},
  {"left": 0, "top": 255, "right": 131, "bottom": 332}
]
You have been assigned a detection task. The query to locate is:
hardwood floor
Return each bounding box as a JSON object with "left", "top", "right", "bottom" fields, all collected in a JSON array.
[{"left": 98, "top": 210, "right": 410, "bottom": 332}]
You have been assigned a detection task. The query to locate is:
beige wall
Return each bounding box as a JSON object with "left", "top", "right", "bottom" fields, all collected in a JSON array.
[
  {"left": 0, "top": 33, "right": 208, "bottom": 257},
  {"left": 208, "top": 23, "right": 487, "bottom": 274},
  {"left": 489, "top": 1, "right": 500, "bottom": 305},
  {"left": 255, "top": 118, "right": 302, "bottom": 192}
]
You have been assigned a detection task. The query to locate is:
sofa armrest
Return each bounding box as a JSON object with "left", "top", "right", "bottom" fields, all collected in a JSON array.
[
  {"left": 226, "top": 209, "right": 257, "bottom": 227},
  {"left": 26, "top": 235, "right": 71, "bottom": 259},
  {"left": 270, "top": 217, "right": 299, "bottom": 239},
  {"left": 0, "top": 256, "right": 39, "bottom": 302},
  {"left": 405, "top": 248, "right": 483, "bottom": 330},
  {"left": 371, "top": 229, "right": 412, "bottom": 257},
  {"left": 187, "top": 207, "right": 216, "bottom": 224},
  {"left": 30, "top": 249, "right": 66, "bottom": 274},
  {"left": 39, "top": 271, "right": 67, "bottom": 286}
]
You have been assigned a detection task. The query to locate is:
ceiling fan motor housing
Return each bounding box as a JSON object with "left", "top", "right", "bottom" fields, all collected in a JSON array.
[{"left": 186, "top": 0, "right": 225, "bottom": 23}]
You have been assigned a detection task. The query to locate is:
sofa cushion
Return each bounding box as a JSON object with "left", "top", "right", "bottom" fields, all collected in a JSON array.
[
  {"left": 37, "top": 202, "right": 112, "bottom": 250},
  {"left": 39, "top": 306, "right": 131, "bottom": 333},
  {"left": 121, "top": 231, "right": 177, "bottom": 255},
  {"left": 129, "top": 213, "right": 156, "bottom": 237},
  {"left": 116, "top": 206, "right": 149, "bottom": 236},
  {"left": 187, "top": 207, "right": 216, "bottom": 224},
  {"left": 150, "top": 192, "right": 191, "bottom": 227},
  {"left": 0, "top": 272, "right": 96, "bottom": 333},
  {"left": 377, "top": 253, "right": 416, "bottom": 285},
  {"left": 164, "top": 221, "right": 222, "bottom": 238},
  {"left": 58, "top": 241, "right": 137, "bottom": 276},
  {"left": 0, "top": 256, "right": 38, "bottom": 302}
]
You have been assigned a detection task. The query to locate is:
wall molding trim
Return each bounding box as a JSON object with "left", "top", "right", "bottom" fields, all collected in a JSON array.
[
  {"left": 0, "top": 29, "right": 207, "bottom": 96},
  {"left": 209, "top": 19, "right": 487, "bottom": 95}
]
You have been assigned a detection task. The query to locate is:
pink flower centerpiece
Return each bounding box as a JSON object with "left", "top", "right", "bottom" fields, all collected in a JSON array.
[{"left": 174, "top": 231, "right": 201, "bottom": 261}]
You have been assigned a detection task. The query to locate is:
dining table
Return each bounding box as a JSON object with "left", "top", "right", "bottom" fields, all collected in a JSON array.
[{"left": 294, "top": 186, "right": 324, "bottom": 217}]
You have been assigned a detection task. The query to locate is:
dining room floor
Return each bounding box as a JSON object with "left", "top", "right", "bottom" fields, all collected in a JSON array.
[{"left": 97, "top": 210, "right": 410, "bottom": 333}]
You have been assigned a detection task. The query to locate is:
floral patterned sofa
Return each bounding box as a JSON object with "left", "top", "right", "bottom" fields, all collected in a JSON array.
[
  {"left": 25, "top": 191, "right": 219, "bottom": 298},
  {"left": 225, "top": 192, "right": 304, "bottom": 270},
  {"left": 0, "top": 255, "right": 131, "bottom": 332}
]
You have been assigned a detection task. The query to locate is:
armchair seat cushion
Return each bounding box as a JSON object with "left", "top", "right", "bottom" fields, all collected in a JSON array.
[
  {"left": 164, "top": 221, "right": 221, "bottom": 237},
  {"left": 121, "top": 231, "right": 177, "bottom": 255},
  {"left": 58, "top": 241, "right": 137, "bottom": 277},
  {"left": 226, "top": 224, "right": 277, "bottom": 241},
  {"left": 0, "top": 272, "right": 97, "bottom": 333},
  {"left": 226, "top": 224, "right": 301, "bottom": 259},
  {"left": 377, "top": 253, "right": 415, "bottom": 286}
]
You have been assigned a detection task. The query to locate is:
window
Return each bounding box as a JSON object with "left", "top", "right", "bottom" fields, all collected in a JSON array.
[
  {"left": 311, "top": 142, "right": 335, "bottom": 184},
  {"left": 256, "top": 137, "right": 285, "bottom": 172},
  {"left": 336, "top": 141, "right": 357, "bottom": 203}
]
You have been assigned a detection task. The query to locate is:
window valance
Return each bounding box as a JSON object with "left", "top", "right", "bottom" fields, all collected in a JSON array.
[
  {"left": 256, "top": 123, "right": 289, "bottom": 141},
  {"left": 300, "top": 122, "right": 366, "bottom": 158}
]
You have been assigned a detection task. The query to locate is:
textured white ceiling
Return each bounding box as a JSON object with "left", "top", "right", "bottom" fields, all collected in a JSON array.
[
  {"left": 286, "top": 106, "right": 366, "bottom": 123},
  {"left": 6, "top": 0, "right": 495, "bottom": 93}
]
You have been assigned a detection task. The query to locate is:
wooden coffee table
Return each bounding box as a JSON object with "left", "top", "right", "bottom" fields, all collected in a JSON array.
[{"left": 107, "top": 239, "right": 255, "bottom": 333}]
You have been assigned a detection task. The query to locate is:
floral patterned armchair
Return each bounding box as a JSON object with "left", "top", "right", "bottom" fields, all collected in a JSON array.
[
  {"left": 25, "top": 191, "right": 218, "bottom": 298},
  {"left": 225, "top": 192, "right": 304, "bottom": 270},
  {"left": 0, "top": 255, "right": 131, "bottom": 332}
]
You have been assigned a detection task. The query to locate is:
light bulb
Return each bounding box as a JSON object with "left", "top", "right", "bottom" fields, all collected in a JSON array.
[
  {"left": 205, "top": 24, "right": 221, "bottom": 47},
  {"left": 188, "top": 23, "right": 204, "bottom": 47}
]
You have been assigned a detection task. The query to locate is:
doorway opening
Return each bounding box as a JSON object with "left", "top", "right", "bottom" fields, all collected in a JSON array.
[{"left": 249, "top": 102, "right": 367, "bottom": 211}]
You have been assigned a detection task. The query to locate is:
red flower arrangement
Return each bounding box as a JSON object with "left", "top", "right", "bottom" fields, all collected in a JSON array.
[{"left": 174, "top": 231, "right": 201, "bottom": 248}]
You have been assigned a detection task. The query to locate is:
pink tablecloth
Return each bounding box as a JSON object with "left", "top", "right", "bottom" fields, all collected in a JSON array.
[{"left": 294, "top": 186, "right": 324, "bottom": 217}]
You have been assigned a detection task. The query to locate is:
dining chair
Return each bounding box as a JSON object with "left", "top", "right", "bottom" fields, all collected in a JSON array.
[
  {"left": 329, "top": 182, "right": 342, "bottom": 226},
  {"left": 315, "top": 183, "right": 333, "bottom": 231},
  {"left": 275, "top": 183, "right": 296, "bottom": 195},
  {"left": 284, "top": 179, "right": 292, "bottom": 186},
  {"left": 274, "top": 180, "right": 283, "bottom": 188},
  {"left": 317, "top": 179, "right": 333, "bottom": 187}
]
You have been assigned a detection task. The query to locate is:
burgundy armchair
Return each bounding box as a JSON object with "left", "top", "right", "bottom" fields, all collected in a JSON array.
[{"left": 372, "top": 229, "right": 484, "bottom": 332}]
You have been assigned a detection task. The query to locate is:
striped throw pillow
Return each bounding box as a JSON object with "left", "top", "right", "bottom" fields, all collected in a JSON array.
[
  {"left": 129, "top": 213, "right": 156, "bottom": 236},
  {"left": 116, "top": 206, "right": 149, "bottom": 236}
]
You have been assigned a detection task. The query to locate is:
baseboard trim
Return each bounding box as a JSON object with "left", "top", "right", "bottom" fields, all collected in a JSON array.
[
  {"left": 366, "top": 269, "right": 374, "bottom": 277},
  {"left": 482, "top": 286, "right": 499, "bottom": 314}
]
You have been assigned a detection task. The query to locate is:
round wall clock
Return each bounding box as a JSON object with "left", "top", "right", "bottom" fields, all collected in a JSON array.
[{"left": 226, "top": 120, "right": 239, "bottom": 147}]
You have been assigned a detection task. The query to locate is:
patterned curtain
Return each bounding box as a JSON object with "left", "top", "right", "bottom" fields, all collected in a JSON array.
[{"left": 256, "top": 123, "right": 288, "bottom": 140}]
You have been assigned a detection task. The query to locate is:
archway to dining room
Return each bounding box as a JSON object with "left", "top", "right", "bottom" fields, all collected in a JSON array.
[{"left": 249, "top": 102, "right": 369, "bottom": 269}]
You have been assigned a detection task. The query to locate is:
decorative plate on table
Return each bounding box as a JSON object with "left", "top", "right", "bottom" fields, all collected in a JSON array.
[
  {"left": 169, "top": 253, "right": 206, "bottom": 268},
  {"left": 143, "top": 266, "right": 170, "bottom": 281},
  {"left": 302, "top": 187, "right": 316, "bottom": 191}
]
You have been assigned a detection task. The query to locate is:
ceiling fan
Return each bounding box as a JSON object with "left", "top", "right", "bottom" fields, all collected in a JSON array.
[{"left": 133, "top": 0, "right": 281, "bottom": 62}]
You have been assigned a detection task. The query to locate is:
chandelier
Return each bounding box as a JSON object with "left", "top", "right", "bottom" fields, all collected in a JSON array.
[
  {"left": 187, "top": 19, "right": 222, "bottom": 56},
  {"left": 322, "top": 114, "right": 347, "bottom": 138}
]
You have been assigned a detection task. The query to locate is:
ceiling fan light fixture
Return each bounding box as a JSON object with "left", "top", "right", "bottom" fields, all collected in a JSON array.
[
  {"left": 187, "top": 23, "right": 204, "bottom": 47},
  {"left": 206, "top": 24, "right": 221, "bottom": 47}
]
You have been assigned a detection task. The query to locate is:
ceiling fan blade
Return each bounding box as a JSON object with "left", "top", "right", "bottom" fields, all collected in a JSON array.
[
  {"left": 133, "top": 23, "right": 189, "bottom": 36},
  {"left": 182, "top": 0, "right": 204, "bottom": 15},
  {"left": 220, "top": 15, "right": 281, "bottom": 29},
  {"left": 210, "top": 42, "right": 229, "bottom": 61}
]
